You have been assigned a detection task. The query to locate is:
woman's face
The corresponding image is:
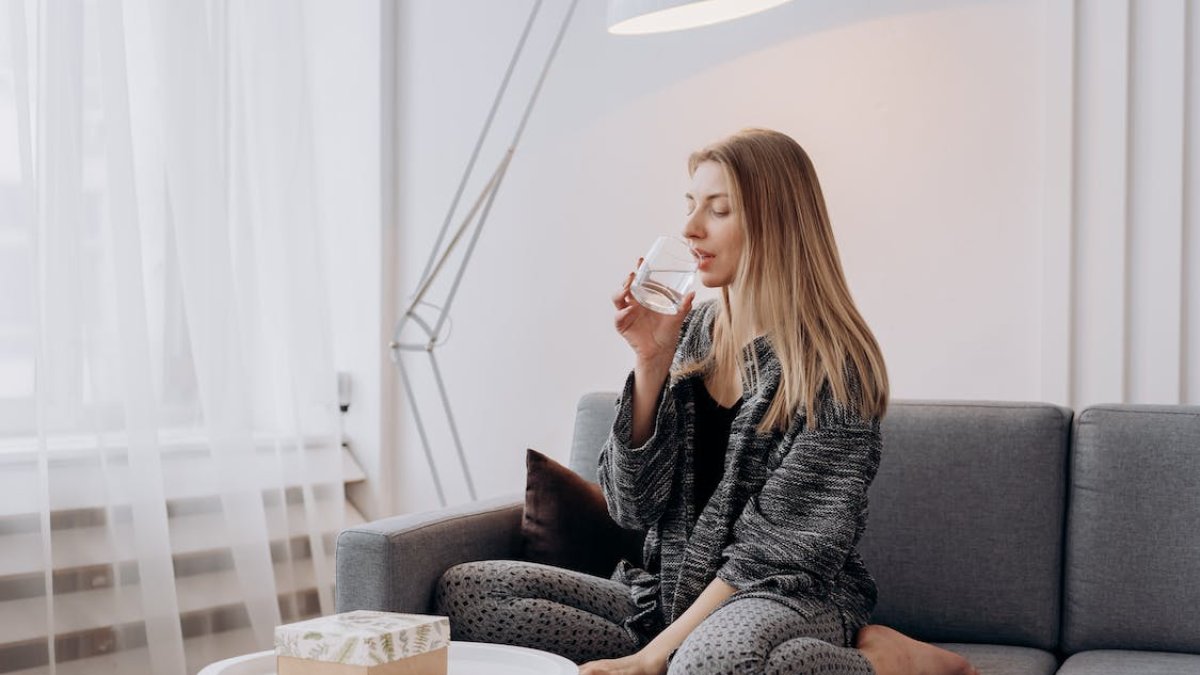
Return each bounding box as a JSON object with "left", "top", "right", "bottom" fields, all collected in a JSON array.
[{"left": 683, "top": 160, "right": 744, "bottom": 288}]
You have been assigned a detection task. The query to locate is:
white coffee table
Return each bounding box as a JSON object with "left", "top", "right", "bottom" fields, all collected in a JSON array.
[{"left": 198, "top": 641, "right": 578, "bottom": 675}]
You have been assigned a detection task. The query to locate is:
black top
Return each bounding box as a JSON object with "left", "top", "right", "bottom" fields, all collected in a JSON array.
[{"left": 692, "top": 379, "right": 742, "bottom": 514}]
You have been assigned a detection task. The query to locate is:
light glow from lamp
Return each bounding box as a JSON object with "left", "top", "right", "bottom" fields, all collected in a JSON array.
[{"left": 608, "top": 0, "right": 795, "bottom": 35}]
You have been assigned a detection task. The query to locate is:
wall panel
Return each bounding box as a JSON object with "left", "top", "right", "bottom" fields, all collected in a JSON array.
[
  {"left": 1072, "top": 0, "right": 1131, "bottom": 407},
  {"left": 1127, "top": 0, "right": 1185, "bottom": 404},
  {"left": 1049, "top": 0, "right": 1196, "bottom": 408}
]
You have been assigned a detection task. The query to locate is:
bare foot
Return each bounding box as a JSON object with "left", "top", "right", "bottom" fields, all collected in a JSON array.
[{"left": 855, "top": 625, "right": 980, "bottom": 675}]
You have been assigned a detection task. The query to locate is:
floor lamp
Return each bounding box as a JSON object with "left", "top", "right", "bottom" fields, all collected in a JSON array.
[
  {"left": 390, "top": 0, "right": 580, "bottom": 507},
  {"left": 391, "top": 0, "right": 795, "bottom": 507}
]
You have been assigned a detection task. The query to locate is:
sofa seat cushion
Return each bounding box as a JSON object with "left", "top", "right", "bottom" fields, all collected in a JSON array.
[
  {"left": 1057, "top": 650, "right": 1200, "bottom": 675},
  {"left": 935, "top": 643, "right": 1058, "bottom": 675}
]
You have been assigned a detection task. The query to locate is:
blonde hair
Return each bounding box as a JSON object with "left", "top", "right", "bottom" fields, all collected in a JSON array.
[{"left": 674, "top": 129, "right": 888, "bottom": 433}]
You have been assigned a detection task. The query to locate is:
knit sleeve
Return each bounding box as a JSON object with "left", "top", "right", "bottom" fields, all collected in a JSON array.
[
  {"left": 597, "top": 303, "right": 707, "bottom": 530},
  {"left": 596, "top": 370, "right": 680, "bottom": 529},
  {"left": 715, "top": 392, "right": 882, "bottom": 597}
]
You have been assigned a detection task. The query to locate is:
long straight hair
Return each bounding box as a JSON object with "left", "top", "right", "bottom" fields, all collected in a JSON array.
[{"left": 675, "top": 129, "right": 888, "bottom": 433}]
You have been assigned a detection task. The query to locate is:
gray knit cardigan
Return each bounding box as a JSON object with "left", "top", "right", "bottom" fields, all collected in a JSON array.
[{"left": 598, "top": 298, "right": 883, "bottom": 646}]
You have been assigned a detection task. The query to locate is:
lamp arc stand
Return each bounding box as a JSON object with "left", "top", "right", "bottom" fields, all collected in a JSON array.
[{"left": 390, "top": 0, "right": 579, "bottom": 507}]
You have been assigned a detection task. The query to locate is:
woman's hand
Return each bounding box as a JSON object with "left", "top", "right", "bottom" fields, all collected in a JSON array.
[
  {"left": 611, "top": 257, "right": 696, "bottom": 369},
  {"left": 579, "top": 650, "right": 666, "bottom": 675}
]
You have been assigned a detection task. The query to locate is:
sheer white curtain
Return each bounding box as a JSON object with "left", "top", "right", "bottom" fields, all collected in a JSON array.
[{"left": 0, "top": 1, "right": 343, "bottom": 673}]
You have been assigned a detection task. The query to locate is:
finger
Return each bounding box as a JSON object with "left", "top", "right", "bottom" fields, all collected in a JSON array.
[
  {"left": 611, "top": 273, "right": 634, "bottom": 308},
  {"left": 614, "top": 305, "right": 639, "bottom": 332},
  {"left": 678, "top": 291, "right": 696, "bottom": 316}
]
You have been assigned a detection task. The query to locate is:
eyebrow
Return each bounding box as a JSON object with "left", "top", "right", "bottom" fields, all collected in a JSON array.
[{"left": 684, "top": 192, "right": 729, "bottom": 201}]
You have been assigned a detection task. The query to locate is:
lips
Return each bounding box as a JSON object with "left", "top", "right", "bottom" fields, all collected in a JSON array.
[{"left": 693, "top": 248, "right": 715, "bottom": 270}]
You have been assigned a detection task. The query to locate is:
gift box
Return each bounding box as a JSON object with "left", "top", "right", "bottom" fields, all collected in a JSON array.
[{"left": 275, "top": 611, "right": 450, "bottom": 675}]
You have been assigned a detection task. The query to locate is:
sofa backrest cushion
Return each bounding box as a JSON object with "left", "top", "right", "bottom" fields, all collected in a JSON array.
[
  {"left": 1061, "top": 405, "right": 1200, "bottom": 655},
  {"left": 571, "top": 392, "right": 619, "bottom": 482},
  {"left": 854, "top": 401, "right": 1071, "bottom": 651}
]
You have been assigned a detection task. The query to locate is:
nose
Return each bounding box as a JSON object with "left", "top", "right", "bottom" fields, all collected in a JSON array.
[{"left": 682, "top": 210, "right": 703, "bottom": 243}]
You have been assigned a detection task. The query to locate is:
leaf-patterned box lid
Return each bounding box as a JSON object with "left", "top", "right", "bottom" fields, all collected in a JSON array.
[{"left": 274, "top": 611, "right": 451, "bottom": 666}]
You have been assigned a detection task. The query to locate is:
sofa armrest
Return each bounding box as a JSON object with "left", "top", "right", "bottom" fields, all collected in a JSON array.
[{"left": 335, "top": 494, "right": 524, "bottom": 614}]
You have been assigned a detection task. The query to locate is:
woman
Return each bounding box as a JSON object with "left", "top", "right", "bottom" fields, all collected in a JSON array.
[{"left": 436, "top": 129, "right": 978, "bottom": 675}]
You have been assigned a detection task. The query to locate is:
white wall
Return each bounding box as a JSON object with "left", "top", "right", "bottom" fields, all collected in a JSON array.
[
  {"left": 388, "top": 0, "right": 1055, "bottom": 513},
  {"left": 304, "top": 0, "right": 387, "bottom": 518}
]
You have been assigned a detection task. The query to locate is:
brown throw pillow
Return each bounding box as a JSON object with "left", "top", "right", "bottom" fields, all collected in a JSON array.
[{"left": 520, "top": 448, "right": 644, "bottom": 578}]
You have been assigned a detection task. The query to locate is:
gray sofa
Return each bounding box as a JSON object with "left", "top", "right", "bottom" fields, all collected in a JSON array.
[{"left": 335, "top": 396, "right": 1200, "bottom": 675}]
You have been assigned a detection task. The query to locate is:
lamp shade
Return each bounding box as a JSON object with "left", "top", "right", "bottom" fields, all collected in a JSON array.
[{"left": 608, "top": 0, "right": 795, "bottom": 35}]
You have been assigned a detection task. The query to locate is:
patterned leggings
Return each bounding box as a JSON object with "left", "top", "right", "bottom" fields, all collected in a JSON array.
[{"left": 434, "top": 560, "right": 876, "bottom": 674}]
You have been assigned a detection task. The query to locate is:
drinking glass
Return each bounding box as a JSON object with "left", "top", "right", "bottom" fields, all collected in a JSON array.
[{"left": 630, "top": 236, "right": 697, "bottom": 314}]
